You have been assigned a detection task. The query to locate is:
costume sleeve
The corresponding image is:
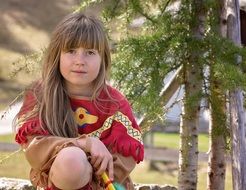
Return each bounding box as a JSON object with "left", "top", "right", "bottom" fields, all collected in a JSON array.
[
  {"left": 15, "top": 90, "right": 49, "bottom": 145},
  {"left": 90, "top": 152, "right": 136, "bottom": 189},
  {"left": 101, "top": 97, "right": 144, "bottom": 164},
  {"left": 112, "top": 153, "right": 136, "bottom": 188}
]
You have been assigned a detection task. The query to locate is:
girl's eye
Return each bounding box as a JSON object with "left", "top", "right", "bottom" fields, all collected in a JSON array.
[
  {"left": 67, "top": 49, "right": 76, "bottom": 54},
  {"left": 86, "top": 50, "right": 96, "bottom": 56}
]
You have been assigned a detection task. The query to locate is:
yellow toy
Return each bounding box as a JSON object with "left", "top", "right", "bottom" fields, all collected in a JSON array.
[{"left": 101, "top": 172, "right": 125, "bottom": 190}]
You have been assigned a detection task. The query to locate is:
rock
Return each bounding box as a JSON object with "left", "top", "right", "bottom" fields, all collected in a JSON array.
[
  {"left": 134, "top": 183, "right": 177, "bottom": 190},
  {"left": 0, "top": 178, "right": 35, "bottom": 190},
  {"left": 0, "top": 178, "right": 177, "bottom": 190}
]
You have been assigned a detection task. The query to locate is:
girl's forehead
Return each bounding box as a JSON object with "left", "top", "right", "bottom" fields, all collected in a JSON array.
[
  {"left": 62, "top": 40, "right": 101, "bottom": 51},
  {"left": 62, "top": 35, "right": 102, "bottom": 51},
  {"left": 63, "top": 45, "right": 98, "bottom": 50},
  {"left": 60, "top": 24, "right": 105, "bottom": 52}
]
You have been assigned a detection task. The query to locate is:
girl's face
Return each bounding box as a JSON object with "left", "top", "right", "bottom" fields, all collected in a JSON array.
[{"left": 60, "top": 47, "right": 101, "bottom": 97}]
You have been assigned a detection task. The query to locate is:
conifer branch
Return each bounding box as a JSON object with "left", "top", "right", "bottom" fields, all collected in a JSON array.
[
  {"left": 140, "top": 66, "right": 182, "bottom": 129},
  {"left": 161, "top": 0, "right": 172, "bottom": 15},
  {"left": 129, "top": 0, "right": 157, "bottom": 24}
]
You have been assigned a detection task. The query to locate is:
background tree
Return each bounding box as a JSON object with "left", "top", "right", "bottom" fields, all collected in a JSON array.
[
  {"left": 177, "top": 0, "right": 206, "bottom": 189},
  {"left": 206, "top": 1, "right": 228, "bottom": 189},
  {"left": 77, "top": 0, "right": 246, "bottom": 189}
]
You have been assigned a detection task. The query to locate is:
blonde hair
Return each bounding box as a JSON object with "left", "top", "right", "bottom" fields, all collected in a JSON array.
[{"left": 15, "top": 13, "right": 112, "bottom": 137}]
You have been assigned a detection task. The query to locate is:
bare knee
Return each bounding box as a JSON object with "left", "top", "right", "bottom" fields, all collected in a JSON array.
[{"left": 49, "top": 146, "right": 92, "bottom": 190}]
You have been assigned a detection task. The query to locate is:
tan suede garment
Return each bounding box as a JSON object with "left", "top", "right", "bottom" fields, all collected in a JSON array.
[{"left": 23, "top": 135, "right": 136, "bottom": 190}]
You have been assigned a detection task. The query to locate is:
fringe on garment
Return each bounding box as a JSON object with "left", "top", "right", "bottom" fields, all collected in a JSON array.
[
  {"left": 15, "top": 119, "right": 49, "bottom": 144},
  {"left": 102, "top": 123, "right": 144, "bottom": 163}
]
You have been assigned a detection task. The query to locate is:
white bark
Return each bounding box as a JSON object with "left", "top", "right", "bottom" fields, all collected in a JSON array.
[
  {"left": 227, "top": 0, "right": 246, "bottom": 189},
  {"left": 178, "top": 1, "right": 206, "bottom": 189},
  {"left": 229, "top": 91, "right": 246, "bottom": 189},
  {"left": 207, "top": 1, "right": 228, "bottom": 189}
]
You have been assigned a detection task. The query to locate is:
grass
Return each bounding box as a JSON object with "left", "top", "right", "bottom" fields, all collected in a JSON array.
[
  {"left": 147, "top": 132, "right": 209, "bottom": 152},
  {"left": 0, "top": 133, "right": 232, "bottom": 190},
  {"left": 1, "top": 133, "right": 209, "bottom": 151},
  {"left": 0, "top": 151, "right": 30, "bottom": 179},
  {"left": 0, "top": 134, "right": 15, "bottom": 143},
  {"left": 131, "top": 160, "right": 232, "bottom": 190},
  {"left": 0, "top": 150, "right": 232, "bottom": 190}
]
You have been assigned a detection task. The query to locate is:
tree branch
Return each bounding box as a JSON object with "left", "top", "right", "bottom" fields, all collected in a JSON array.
[
  {"left": 161, "top": 0, "right": 173, "bottom": 15},
  {"left": 139, "top": 66, "right": 182, "bottom": 129},
  {"left": 130, "top": 0, "right": 157, "bottom": 24}
]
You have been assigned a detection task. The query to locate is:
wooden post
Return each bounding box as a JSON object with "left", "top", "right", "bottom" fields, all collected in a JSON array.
[
  {"left": 227, "top": 0, "right": 246, "bottom": 189},
  {"left": 240, "top": 10, "right": 246, "bottom": 46}
]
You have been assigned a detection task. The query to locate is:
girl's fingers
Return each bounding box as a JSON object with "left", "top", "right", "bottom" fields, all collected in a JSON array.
[
  {"left": 108, "top": 160, "right": 114, "bottom": 181},
  {"left": 95, "top": 158, "right": 108, "bottom": 175},
  {"left": 92, "top": 157, "right": 102, "bottom": 169},
  {"left": 90, "top": 154, "right": 99, "bottom": 165}
]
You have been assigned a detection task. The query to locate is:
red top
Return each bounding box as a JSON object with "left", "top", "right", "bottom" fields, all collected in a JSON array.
[{"left": 15, "top": 86, "right": 144, "bottom": 163}]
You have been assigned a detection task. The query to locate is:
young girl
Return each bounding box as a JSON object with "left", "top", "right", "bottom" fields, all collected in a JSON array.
[{"left": 14, "top": 12, "right": 144, "bottom": 190}]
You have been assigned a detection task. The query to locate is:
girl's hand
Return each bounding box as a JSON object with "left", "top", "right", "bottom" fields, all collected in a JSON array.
[
  {"left": 77, "top": 136, "right": 114, "bottom": 180},
  {"left": 88, "top": 137, "right": 113, "bottom": 179}
]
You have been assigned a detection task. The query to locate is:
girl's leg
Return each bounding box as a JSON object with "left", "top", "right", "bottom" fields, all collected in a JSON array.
[{"left": 49, "top": 146, "right": 92, "bottom": 190}]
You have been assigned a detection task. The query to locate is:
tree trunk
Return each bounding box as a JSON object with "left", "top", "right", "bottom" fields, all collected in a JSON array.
[
  {"left": 240, "top": 10, "right": 246, "bottom": 46},
  {"left": 178, "top": 1, "right": 206, "bottom": 189},
  {"left": 229, "top": 91, "right": 246, "bottom": 189},
  {"left": 207, "top": 83, "right": 227, "bottom": 190},
  {"left": 207, "top": 1, "right": 227, "bottom": 189},
  {"left": 227, "top": 0, "right": 246, "bottom": 189}
]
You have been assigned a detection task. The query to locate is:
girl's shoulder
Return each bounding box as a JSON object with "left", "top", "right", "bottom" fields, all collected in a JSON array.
[
  {"left": 104, "top": 85, "right": 126, "bottom": 100},
  {"left": 102, "top": 85, "right": 131, "bottom": 107},
  {"left": 102, "top": 85, "right": 132, "bottom": 111}
]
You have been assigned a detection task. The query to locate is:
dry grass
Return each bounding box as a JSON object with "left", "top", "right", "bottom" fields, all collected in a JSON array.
[
  {"left": 0, "top": 133, "right": 232, "bottom": 189},
  {"left": 0, "top": 150, "right": 30, "bottom": 179},
  {"left": 0, "top": 150, "right": 232, "bottom": 190},
  {"left": 131, "top": 160, "right": 232, "bottom": 190},
  {"left": 0, "top": 0, "right": 81, "bottom": 108}
]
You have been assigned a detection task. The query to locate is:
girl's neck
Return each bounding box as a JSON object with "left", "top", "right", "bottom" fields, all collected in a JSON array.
[{"left": 66, "top": 83, "right": 94, "bottom": 100}]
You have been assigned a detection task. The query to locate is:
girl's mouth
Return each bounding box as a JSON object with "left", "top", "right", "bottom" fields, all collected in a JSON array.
[{"left": 73, "top": 71, "right": 87, "bottom": 74}]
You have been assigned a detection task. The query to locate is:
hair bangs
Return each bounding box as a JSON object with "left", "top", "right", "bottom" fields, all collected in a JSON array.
[{"left": 61, "top": 20, "right": 104, "bottom": 53}]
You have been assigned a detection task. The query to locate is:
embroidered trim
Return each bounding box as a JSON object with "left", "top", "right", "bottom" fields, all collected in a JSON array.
[
  {"left": 88, "top": 111, "right": 143, "bottom": 144},
  {"left": 88, "top": 115, "right": 114, "bottom": 138}
]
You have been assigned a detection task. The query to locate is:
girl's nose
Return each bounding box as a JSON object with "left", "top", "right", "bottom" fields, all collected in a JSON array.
[{"left": 75, "top": 52, "right": 86, "bottom": 65}]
